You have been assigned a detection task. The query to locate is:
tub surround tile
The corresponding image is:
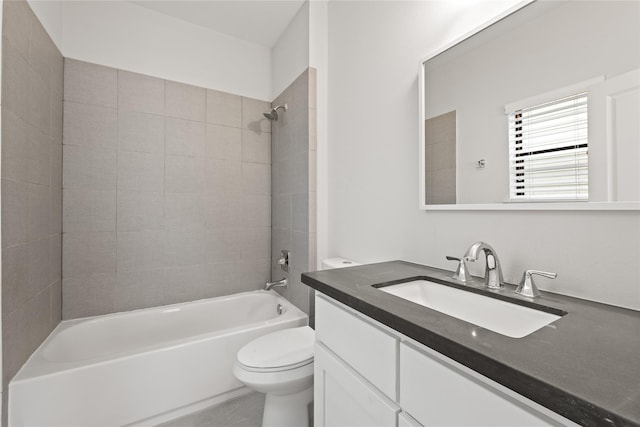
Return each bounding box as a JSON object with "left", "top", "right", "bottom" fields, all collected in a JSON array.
[
  {"left": 206, "top": 89, "right": 242, "bottom": 128},
  {"left": 165, "top": 155, "right": 205, "bottom": 194},
  {"left": 240, "top": 227, "right": 271, "bottom": 261},
  {"left": 63, "top": 145, "right": 117, "bottom": 191},
  {"left": 49, "top": 234, "right": 62, "bottom": 284},
  {"left": 50, "top": 280, "right": 63, "bottom": 326},
  {"left": 270, "top": 68, "right": 316, "bottom": 317},
  {"left": 63, "top": 59, "right": 117, "bottom": 108},
  {"left": 292, "top": 193, "right": 309, "bottom": 233},
  {"left": 205, "top": 192, "right": 243, "bottom": 230},
  {"left": 51, "top": 88, "right": 64, "bottom": 142},
  {"left": 165, "top": 192, "right": 205, "bottom": 232},
  {"left": 118, "top": 70, "right": 165, "bottom": 115},
  {"left": 164, "top": 231, "right": 205, "bottom": 267},
  {"left": 27, "top": 237, "right": 51, "bottom": 298},
  {"left": 2, "top": 108, "right": 30, "bottom": 182},
  {"left": 115, "top": 270, "right": 167, "bottom": 312},
  {"left": 50, "top": 142, "right": 63, "bottom": 188},
  {"left": 206, "top": 124, "right": 241, "bottom": 161},
  {"left": 117, "top": 191, "right": 164, "bottom": 232},
  {"left": 205, "top": 260, "right": 269, "bottom": 298},
  {"left": 28, "top": 183, "right": 50, "bottom": 241},
  {"left": 63, "top": 101, "right": 118, "bottom": 149},
  {"left": 2, "top": 243, "right": 30, "bottom": 315},
  {"left": 62, "top": 274, "right": 116, "bottom": 319},
  {"left": 240, "top": 258, "right": 271, "bottom": 291},
  {"left": 3, "top": 302, "right": 32, "bottom": 382},
  {"left": 163, "top": 265, "right": 207, "bottom": 304},
  {"left": 29, "top": 69, "right": 51, "bottom": 134},
  {"left": 63, "top": 189, "right": 116, "bottom": 233},
  {"left": 242, "top": 195, "right": 271, "bottom": 228},
  {"left": 289, "top": 269, "right": 310, "bottom": 314},
  {"left": 63, "top": 232, "right": 116, "bottom": 276},
  {"left": 2, "top": 0, "right": 64, "bottom": 394},
  {"left": 60, "top": 61, "right": 279, "bottom": 318},
  {"left": 242, "top": 129, "right": 271, "bottom": 164},
  {"left": 2, "top": 178, "right": 29, "bottom": 248},
  {"left": 206, "top": 159, "right": 242, "bottom": 197},
  {"left": 165, "top": 81, "right": 206, "bottom": 122},
  {"left": 165, "top": 117, "right": 206, "bottom": 157},
  {"left": 117, "top": 150, "right": 165, "bottom": 193},
  {"left": 29, "top": 14, "right": 56, "bottom": 81},
  {"left": 3, "top": 48, "right": 30, "bottom": 120},
  {"left": 205, "top": 228, "right": 242, "bottom": 264},
  {"left": 273, "top": 195, "right": 292, "bottom": 231},
  {"left": 241, "top": 97, "right": 271, "bottom": 133},
  {"left": 2, "top": 0, "right": 31, "bottom": 62},
  {"left": 50, "top": 187, "right": 63, "bottom": 234},
  {"left": 242, "top": 162, "right": 271, "bottom": 196},
  {"left": 118, "top": 110, "right": 165, "bottom": 154},
  {"left": 116, "top": 231, "right": 166, "bottom": 273}
]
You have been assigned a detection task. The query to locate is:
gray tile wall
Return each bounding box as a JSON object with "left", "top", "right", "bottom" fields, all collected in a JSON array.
[
  {"left": 1, "top": 0, "right": 64, "bottom": 416},
  {"left": 270, "top": 69, "right": 317, "bottom": 321},
  {"left": 62, "top": 59, "right": 272, "bottom": 319},
  {"left": 425, "top": 111, "right": 456, "bottom": 205}
]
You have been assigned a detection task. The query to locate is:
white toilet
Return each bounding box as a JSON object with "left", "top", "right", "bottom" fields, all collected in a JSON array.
[
  {"left": 233, "top": 258, "right": 359, "bottom": 427},
  {"left": 233, "top": 326, "right": 315, "bottom": 427}
]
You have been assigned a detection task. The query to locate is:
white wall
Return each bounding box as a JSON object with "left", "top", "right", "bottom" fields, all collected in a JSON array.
[
  {"left": 272, "top": 1, "right": 310, "bottom": 100},
  {"left": 326, "top": 1, "right": 640, "bottom": 310},
  {"left": 61, "top": 1, "right": 272, "bottom": 101},
  {"left": 310, "top": 0, "right": 328, "bottom": 269}
]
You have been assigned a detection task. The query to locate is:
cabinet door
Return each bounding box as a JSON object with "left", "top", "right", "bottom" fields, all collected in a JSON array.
[
  {"left": 315, "top": 343, "right": 399, "bottom": 427},
  {"left": 400, "top": 342, "right": 564, "bottom": 427},
  {"left": 315, "top": 295, "right": 398, "bottom": 399}
]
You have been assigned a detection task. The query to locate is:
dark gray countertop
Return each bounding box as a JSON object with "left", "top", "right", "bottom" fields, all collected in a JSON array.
[{"left": 301, "top": 261, "right": 640, "bottom": 427}]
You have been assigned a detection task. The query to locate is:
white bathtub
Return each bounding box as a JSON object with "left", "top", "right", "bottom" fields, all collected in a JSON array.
[{"left": 9, "top": 290, "right": 308, "bottom": 427}]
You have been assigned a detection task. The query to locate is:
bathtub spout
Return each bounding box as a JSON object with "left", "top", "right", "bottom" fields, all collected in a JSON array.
[{"left": 265, "top": 278, "right": 288, "bottom": 291}]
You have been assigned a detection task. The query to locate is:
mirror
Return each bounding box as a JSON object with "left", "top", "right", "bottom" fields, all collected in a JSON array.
[{"left": 419, "top": 0, "right": 640, "bottom": 210}]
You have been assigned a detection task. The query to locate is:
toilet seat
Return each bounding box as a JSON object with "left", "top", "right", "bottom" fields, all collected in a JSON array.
[{"left": 236, "top": 326, "right": 314, "bottom": 372}]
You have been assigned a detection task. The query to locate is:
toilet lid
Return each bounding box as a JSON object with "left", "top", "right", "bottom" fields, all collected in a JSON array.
[{"left": 237, "top": 326, "right": 314, "bottom": 370}]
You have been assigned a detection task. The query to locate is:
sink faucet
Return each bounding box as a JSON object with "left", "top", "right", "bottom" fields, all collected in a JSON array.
[
  {"left": 265, "top": 278, "right": 288, "bottom": 291},
  {"left": 463, "top": 242, "right": 504, "bottom": 290}
]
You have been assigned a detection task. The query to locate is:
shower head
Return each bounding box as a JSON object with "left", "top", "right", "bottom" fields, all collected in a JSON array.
[{"left": 263, "top": 104, "right": 288, "bottom": 121}]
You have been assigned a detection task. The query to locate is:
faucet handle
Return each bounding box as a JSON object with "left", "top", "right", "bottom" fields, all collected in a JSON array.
[
  {"left": 516, "top": 270, "right": 557, "bottom": 298},
  {"left": 446, "top": 255, "right": 472, "bottom": 282}
]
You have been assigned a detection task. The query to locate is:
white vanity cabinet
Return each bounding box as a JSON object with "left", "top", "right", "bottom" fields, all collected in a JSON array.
[
  {"left": 314, "top": 293, "right": 400, "bottom": 427},
  {"left": 400, "top": 342, "right": 564, "bottom": 426},
  {"left": 314, "top": 293, "right": 575, "bottom": 427}
]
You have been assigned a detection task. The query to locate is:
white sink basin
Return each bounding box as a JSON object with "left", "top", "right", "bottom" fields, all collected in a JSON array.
[{"left": 377, "top": 279, "right": 563, "bottom": 338}]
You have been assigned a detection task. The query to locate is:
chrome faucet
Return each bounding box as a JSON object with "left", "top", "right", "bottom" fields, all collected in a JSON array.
[
  {"left": 463, "top": 242, "right": 504, "bottom": 290},
  {"left": 446, "top": 255, "right": 472, "bottom": 282},
  {"left": 265, "top": 278, "right": 288, "bottom": 291},
  {"left": 516, "top": 270, "right": 557, "bottom": 298}
]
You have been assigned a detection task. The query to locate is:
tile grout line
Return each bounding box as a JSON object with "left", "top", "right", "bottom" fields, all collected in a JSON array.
[{"left": 114, "top": 70, "right": 119, "bottom": 313}]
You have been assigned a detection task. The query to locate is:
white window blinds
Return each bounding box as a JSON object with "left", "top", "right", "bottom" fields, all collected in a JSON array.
[{"left": 508, "top": 92, "right": 588, "bottom": 202}]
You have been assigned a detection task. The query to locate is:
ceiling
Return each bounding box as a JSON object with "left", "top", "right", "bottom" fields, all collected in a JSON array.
[{"left": 131, "top": 0, "right": 307, "bottom": 48}]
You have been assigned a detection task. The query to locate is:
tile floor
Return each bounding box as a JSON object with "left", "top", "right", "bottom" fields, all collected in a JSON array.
[{"left": 159, "top": 392, "right": 265, "bottom": 427}]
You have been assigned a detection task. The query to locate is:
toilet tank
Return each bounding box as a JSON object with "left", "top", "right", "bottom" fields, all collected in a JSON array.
[{"left": 321, "top": 258, "right": 360, "bottom": 270}]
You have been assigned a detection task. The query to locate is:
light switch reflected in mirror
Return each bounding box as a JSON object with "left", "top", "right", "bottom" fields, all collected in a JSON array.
[{"left": 419, "top": 0, "right": 640, "bottom": 210}]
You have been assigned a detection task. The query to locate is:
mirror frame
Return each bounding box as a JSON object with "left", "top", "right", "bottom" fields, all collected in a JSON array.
[{"left": 418, "top": 0, "right": 640, "bottom": 211}]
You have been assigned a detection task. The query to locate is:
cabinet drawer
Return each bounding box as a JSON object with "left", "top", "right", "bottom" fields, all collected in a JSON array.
[
  {"left": 315, "top": 343, "right": 399, "bottom": 427},
  {"left": 315, "top": 294, "right": 398, "bottom": 399},
  {"left": 400, "top": 343, "right": 560, "bottom": 426}
]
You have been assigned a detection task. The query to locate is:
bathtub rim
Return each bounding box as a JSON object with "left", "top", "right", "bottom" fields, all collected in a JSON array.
[{"left": 11, "top": 290, "right": 308, "bottom": 382}]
